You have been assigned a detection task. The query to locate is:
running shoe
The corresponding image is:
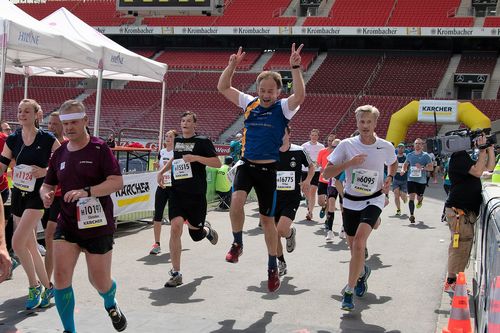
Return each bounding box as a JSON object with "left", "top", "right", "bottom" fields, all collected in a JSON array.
[
  {"left": 340, "top": 228, "right": 346, "bottom": 239},
  {"left": 205, "top": 222, "right": 218, "bottom": 245},
  {"left": 225, "top": 243, "right": 243, "bottom": 263},
  {"left": 396, "top": 209, "right": 401, "bottom": 216},
  {"left": 341, "top": 291, "right": 354, "bottom": 311},
  {"left": 278, "top": 260, "right": 287, "bottom": 277},
  {"left": 164, "top": 269, "right": 183, "bottom": 288},
  {"left": 267, "top": 268, "right": 280, "bottom": 292},
  {"left": 6, "top": 257, "right": 19, "bottom": 280},
  {"left": 107, "top": 303, "right": 127, "bottom": 332},
  {"left": 26, "top": 284, "right": 44, "bottom": 310},
  {"left": 354, "top": 265, "right": 371, "bottom": 297},
  {"left": 40, "top": 283, "right": 54, "bottom": 308},
  {"left": 409, "top": 215, "right": 416, "bottom": 223},
  {"left": 325, "top": 230, "right": 334, "bottom": 243},
  {"left": 37, "top": 244, "right": 46, "bottom": 256},
  {"left": 444, "top": 281, "right": 456, "bottom": 293},
  {"left": 319, "top": 207, "right": 326, "bottom": 219},
  {"left": 286, "top": 227, "right": 296, "bottom": 253},
  {"left": 416, "top": 199, "right": 423, "bottom": 209},
  {"left": 149, "top": 243, "right": 161, "bottom": 255}
]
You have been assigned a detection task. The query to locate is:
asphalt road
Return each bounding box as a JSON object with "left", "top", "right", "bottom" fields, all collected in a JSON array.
[{"left": 0, "top": 181, "right": 451, "bottom": 333}]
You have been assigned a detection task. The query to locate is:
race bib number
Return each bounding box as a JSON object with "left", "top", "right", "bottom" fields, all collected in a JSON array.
[
  {"left": 172, "top": 159, "right": 193, "bottom": 180},
  {"left": 277, "top": 171, "right": 295, "bottom": 191},
  {"left": 227, "top": 160, "right": 244, "bottom": 183},
  {"left": 163, "top": 172, "right": 172, "bottom": 187},
  {"left": 13, "top": 164, "right": 35, "bottom": 192},
  {"left": 77, "top": 197, "right": 106, "bottom": 229},
  {"left": 410, "top": 166, "right": 422, "bottom": 178},
  {"left": 351, "top": 169, "right": 379, "bottom": 195},
  {"left": 397, "top": 163, "right": 404, "bottom": 173}
]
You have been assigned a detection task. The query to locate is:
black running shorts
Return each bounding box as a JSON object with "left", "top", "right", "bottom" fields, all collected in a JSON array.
[
  {"left": 54, "top": 228, "right": 114, "bottom": 255},
  {"left": 407, "top": 181, "right": 426, "bottom": 196},
  {"left": 302, "top": 171, "right": 320, "bottom": 187},
  {"left": 169, "top": 189, "right": 207, "bottom": 228},
  {"left": 11, "top": 187, "right": 44, "bottom": 218},
  {"left": 342, "top": 205, "right": 382, "bottom": 237},
  {"left": 233, "top": 160, "right": 277, "bottom": 217},
  {"left": 274, "top": 194, "right": 301, "bottom": 223}
]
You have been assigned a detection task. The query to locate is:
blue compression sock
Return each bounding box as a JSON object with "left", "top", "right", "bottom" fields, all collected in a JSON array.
[
  {"left": 98, "top": 279, "right": 117, "bottom": 310},
  {"left": 54, "top": 286, "right": 76, "bottom": 333}
]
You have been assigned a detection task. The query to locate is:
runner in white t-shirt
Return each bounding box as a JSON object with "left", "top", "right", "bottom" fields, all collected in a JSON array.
[
  {"left": 324, "top": 105, "right": 397, "bottom": 311},
  {"left": 301, "top": 129, "right": 325, "bottom": 221}
]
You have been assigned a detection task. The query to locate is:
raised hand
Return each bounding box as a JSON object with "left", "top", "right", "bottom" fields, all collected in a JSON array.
[
  {"left": 228, "top": 46, "right": 246, "bottom": 68},
  {"left": 290, "top": 43, "right": 304, "bottom": 68}
]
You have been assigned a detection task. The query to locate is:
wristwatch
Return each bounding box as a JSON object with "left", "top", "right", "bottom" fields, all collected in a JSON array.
[{"left": 83, "top": 186, "right": 92, "bottom": 197}]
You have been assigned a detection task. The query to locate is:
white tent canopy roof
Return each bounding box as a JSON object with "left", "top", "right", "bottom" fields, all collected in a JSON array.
[
  {"left": 0, "top": 0, "right": 96, "bottom": 69},
  {"left": 39, "top": 7, "right": 167, "bottom": 82}
]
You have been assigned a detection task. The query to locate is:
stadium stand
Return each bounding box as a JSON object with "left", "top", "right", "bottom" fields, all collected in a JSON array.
[
  {"left": 470, "top": 99, "right": 500, "bottom": 123},
  {"left": 18, "top": 0, "right": 134, "bottom": 26},
  {"left": 456, "top": 53, "right": 498, "bottom": 74},
  {"left": 1, "top": 87, "right": 84, "bottom": 121},
  {"left": 154, "top": 49, "right": 261, "bottom": 71},
  {"left": 388, "top": 0, "right": 474, "bottom": 27},
  {"left": 306, "top": 53, "right": 381, "bottom": 94},
  {"left": 303, "top": 0, "right": 395, "bottom": 27},
  {"left": 484, "top": 17, "right": 500, "bottom": 27},
  {"left": 214, "top": 0, "right": 296, "bottom": 26},
  {"left": 368, "top": 54, "right": 450, "bottom": 97},
  {"left": 263, "top": 50, "right": 318, "bottom": 72}
]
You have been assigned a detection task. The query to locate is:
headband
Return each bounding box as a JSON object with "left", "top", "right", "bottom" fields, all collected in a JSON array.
[{"left": 59, "top": 112, "right": 86, "bottom": 121}]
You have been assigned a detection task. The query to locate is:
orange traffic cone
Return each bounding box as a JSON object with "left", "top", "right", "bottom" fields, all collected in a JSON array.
[
  {"left": 442, "top": 272, "right": 473, "bottom": 333},
  {"left": 488, "top": 276, "right": 500, "bottom": 333}
]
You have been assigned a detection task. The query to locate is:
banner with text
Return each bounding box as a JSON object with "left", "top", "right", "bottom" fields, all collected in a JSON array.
[
  {"left": 418, "top": 100, "right": 458, "bottom": 123},
  {"left": 94, "top": 25, "right": 500, "bottom": 37},
  {"left": 112, "top": 171, "right": 157, "bottom": 216}
]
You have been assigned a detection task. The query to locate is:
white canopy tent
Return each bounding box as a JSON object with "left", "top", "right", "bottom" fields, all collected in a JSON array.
[
  {"left": 39, "top": 8, "right": 168, "bottom": 142},
  {"left": 0, "top": 0, "right": 96, "bottom": 119}
]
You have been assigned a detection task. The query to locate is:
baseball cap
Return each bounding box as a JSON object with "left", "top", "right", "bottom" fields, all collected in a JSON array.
[{"left": 397, "top": 143, "right": 405, "bottom": 147}]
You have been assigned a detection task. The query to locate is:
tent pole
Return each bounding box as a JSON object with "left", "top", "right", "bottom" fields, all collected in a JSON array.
[
  {"left": 24, "top": 74, "right": 28, "bottom": 99},
  {"left": 93, "top": 68, "right": 103, "bottom": 137},
  {"left": 0, "top": 27, "right": 7, "bottom": 120},
  {"left": 158, "top": 80, "right": 166, "bottom": 150}
]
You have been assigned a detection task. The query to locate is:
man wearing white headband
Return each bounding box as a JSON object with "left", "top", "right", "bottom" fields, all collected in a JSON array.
[{"left": 40, "top": 100, "right": 127, "bottom": 333}]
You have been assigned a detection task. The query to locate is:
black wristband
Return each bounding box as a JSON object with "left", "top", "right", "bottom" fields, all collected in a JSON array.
[
  {"left": 83, "top": 186, "right": 91, "bottom": 197},
  {"left": 0, "top": 155, "right": 11, "bottom": 166},
  {"left": 387, "top": 175, "right": 394, "bottom": 181},
  {"left": 291, "top": 65, "right": 301, "bottom": 69}
]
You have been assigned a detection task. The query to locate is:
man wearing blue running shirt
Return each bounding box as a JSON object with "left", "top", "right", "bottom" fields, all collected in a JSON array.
[{"left": 218, "top": 43, "right": 305, "bottom": 292}]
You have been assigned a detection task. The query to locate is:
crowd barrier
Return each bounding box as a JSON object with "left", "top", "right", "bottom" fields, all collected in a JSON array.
[{"left": 472, "top": 182, "right": 500, "bottom": 333}]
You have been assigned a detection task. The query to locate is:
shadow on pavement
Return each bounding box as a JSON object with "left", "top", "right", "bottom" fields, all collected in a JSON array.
[
  {"left": 407, "top": 221, "right": 436, "bottom": 230},
  {"left": 209, "top": 310, "right": 277, "bottom": 333},
  {"left": 247, "top": 276, "right": 310, "bottom": 300},
  {"left": 115, "top": 221, "right": 152, "bottom": 239},
  {"left": 0, "top": 295, "right": 44, "bottom": 328},
  {"left": 320, "top": 239, "right": 349, "bottom": 252},
  {"left": 295, "top": 219, "right": 320, "bottom": 227},
  {"left": 244, "top": 226, "right": 264, "bottom": 237},
  {"left": 139, "top": 275, "right": 213, "bottom": 306},
  {"left": 331, "top": 293, "right": 401, "bottom": 333},
  {"left": 365, "top": 254, "right": 392, "bottom": 271},
  {"left": 137, "top": 252, "right": 173, "bottom": 265}
]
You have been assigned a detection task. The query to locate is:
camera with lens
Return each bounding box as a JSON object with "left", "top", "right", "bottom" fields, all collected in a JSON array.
[{"left": 426, "top": 128, "right": 497, "bottom": 156}]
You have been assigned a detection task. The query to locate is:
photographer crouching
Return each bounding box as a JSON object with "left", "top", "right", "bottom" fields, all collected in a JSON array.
[{"left": 443, "top": 133, "right": 495, "bottom": 292}]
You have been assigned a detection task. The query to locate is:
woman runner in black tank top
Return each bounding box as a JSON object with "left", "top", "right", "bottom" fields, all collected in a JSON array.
[{"left": 0, "top": 99, "right": 60, "bottom": 310}]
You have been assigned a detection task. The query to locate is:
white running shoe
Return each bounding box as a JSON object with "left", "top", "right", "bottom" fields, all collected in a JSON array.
[
  {"left": 325, "top": 230, "right": 334, "bottom": 243},
  {"left": 37, "top": 244, "right": 46, "bottom": 256},
  {"left": 339, "top": 228, "right": 346, "bottom": 239}
]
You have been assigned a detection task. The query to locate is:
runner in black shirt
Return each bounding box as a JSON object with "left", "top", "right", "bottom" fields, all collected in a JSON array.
[
  {"left": 0, "top": 99, "right": 60, "bottom": 309},
  {"left": 275, "top": 126, "right": 313, "bottom": 276},
  {"left": 158, "top": 111, "right": 221, "bottom": 287}
]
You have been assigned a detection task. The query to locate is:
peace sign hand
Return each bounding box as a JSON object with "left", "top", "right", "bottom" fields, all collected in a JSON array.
[
  {"left": 228, "top": 46, "right": 246, "bottom": 68},
  {"left": 290, "top": 43, "right": 304, "bottom": 68}
]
